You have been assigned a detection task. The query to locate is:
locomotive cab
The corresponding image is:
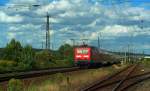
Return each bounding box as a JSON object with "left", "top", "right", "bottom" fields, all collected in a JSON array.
[{"left": 74, "top": 47, "right": 91, "bottom": 66}]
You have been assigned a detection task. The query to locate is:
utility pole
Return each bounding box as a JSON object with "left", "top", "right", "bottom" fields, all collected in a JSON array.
[
  {"left": 127, "top": 44, "right": 130, "bottom": 62},
  {"left": 46, "top": 13, "right": 50, "bottom": 50},
  {"left": 98, "top": 36, "right": 100, "bottom": 49},
  {"left": 125, "top": 49, "right": 127, "bottom": 63},
  {"left": 51, "top": 42, "right": 53, "bottom": 50},
  {"left": 70, "top": 39, "right": 75, "bottom": 46},
  {"left": 142, "top": 50, "right": 145, "bottom": 60},
  {"left": 42, "top": 41, "right": 44, "bottom": 49},
  {"left": 99, "top": 32, "right": 102, "bottom": 49}
]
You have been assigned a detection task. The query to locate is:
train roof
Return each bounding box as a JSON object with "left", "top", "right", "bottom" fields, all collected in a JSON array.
[
  {"left": 74, "top": 45, "right": 96, "bottom": 48},
  {"left": 74, "top": 45, "right": 112, "bottom": 54}
]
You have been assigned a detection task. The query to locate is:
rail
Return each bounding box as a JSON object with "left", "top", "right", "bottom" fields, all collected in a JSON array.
[
  {"left": 0, "top": 67, "right": 80, "bottom": 82},
  {"left": 81, "top": 64, "right": 150, "bottom": 91}
]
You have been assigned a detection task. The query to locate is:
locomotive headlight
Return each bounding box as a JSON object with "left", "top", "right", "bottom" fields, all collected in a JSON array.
[
  {"left": 83, "top": 55, "right": 89, "bottom": 58},
  {"left": 76, "top": 55, "right": 82, "bottom": 58}
]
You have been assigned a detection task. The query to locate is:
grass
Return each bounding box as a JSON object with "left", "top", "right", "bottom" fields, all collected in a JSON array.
[
  {"left": 24, "top": 65, "right": 126, "bottom": 91},
  {"left": 141, "top": 58, "right": 150, "bottom": 68},
  {"left": 0, "top": 60, "right": 17, "bottom": 72}
]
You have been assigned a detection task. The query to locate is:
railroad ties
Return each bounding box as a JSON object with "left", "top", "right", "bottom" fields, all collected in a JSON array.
[{"left": 81, "top": 64, "right": 150, "bottom": 91}]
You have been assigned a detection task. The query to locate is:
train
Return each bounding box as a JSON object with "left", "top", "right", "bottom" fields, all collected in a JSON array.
[{"left": 74, "top": 45, "right": 120, "bottom": 67}]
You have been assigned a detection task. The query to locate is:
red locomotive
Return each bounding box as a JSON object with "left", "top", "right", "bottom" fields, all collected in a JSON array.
[
  {"left": 74, "top": 47, "right": 91, "bottom": 62},
  {"left": 74, "top": 45, "right": 120, "bottom": 66}
]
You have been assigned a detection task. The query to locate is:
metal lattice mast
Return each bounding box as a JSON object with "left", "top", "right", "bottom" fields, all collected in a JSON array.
[{"left": 46, "top": 13, "right": 50, "bottom": 49}]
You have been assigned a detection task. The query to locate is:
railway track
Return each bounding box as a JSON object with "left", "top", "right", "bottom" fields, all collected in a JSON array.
[
  {"left": 0, "top": 67, "right": 80, "bottom": 82},
  {"left": 81, "top": 64, "right": 150, "bottom": 91}
]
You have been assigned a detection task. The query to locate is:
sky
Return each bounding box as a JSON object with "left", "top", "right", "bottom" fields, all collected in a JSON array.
[{"left": 0, "top": 0, "right": 150, "bottom": 54}]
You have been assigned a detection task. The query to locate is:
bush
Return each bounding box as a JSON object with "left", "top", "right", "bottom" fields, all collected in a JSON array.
[
  {"left": 0, "top": 60, "right": 17, "bottom": 72},
  {"left": 7, "top": 78, "right": 23, "bottom": 91},
  {"left": 35, "top": 50, "right": 52, "bottom": 62},
  {"left": 17, "top": 45, "right": 35, "bottom": 70},
  {"left": 0, "top": 85, "right": 3, "bottom": 91},
  {"left": 142, "top": 58, "right": 150, "bottom": 67},
  {"left": 53, "top": 60, "right": 73, "bottom": 67},
  {"left": 34, "top": 50, "right": 54, "bottom": 69}
]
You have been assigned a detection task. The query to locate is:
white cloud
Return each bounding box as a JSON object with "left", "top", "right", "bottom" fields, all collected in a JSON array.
[
  {"left": 36, "top": 0, "right": 72, "bottom": 15},
  {"left": 9, "top": 26, "right": 19, "bottom": 31},
  {"left": 34, "top": 0, "right": 150, "bottom": 27},
  {"left": 49, "top": 30, "right": 54, "bottom": 35},
  {"left": 101, "top": 25, "right": 129, "bottom": 37},
  {"left": 120, "top": 7, "right": 150, "bottom": 21},
  {"left": 82, "top": 25, "right": 129, "bottom": 40},
  {"left": 7, "top": 32, "right": 16, "bottom": 39},
  {"left": 88, "top": 25, "right": 150, "bottom": 40},
  {"left": 64, "top": 39, "right": 72, "bottom": 45},
  {"left": 9, "top": 24, "right": 41, "bottom": 31},
  {"left": 59, "top": 27, "right": 71, "bottom": 32},
  {"left": 10, "top": 0, "right": 38, "bottom": 4},
  {"left": 0, "top": 11, "right": 23, "bottom": 23}
]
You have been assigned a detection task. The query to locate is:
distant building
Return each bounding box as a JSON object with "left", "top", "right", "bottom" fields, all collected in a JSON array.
[{"left": 144, "top": 56, "right": 150, "bottom": 59}]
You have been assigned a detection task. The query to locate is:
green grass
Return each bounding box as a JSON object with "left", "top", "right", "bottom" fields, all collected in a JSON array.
[
  {"left": 7, "top": 78, "right": 23, "bottom": 91},
  {"left": 0, "top": 60, "right": 17, "bottom": 72},
  {"left": 141, "top": 58, "right": 150, "bottom": 68}
]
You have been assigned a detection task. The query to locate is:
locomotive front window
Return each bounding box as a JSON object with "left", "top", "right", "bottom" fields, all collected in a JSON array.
[
  {"left": 77, "top": 49, "right": 89, "bottom": 54},
  {"left": 82, "top": 50, "right": 88, "bottom": 54},
  {"left": 77, "top": 50, "right": 82, "bottom": 54}
]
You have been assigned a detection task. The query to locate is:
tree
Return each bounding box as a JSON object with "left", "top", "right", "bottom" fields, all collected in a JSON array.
[
  {"left": 34, "top": 50, "right": 54, "bottom": 69},
  {"left": 58, "top": 44, "right": 74, "bottom": 65},
  {"left": 18, "top": 45, "right": 35, "bottom": 70},
  {"left": 3, "top": 39, "right": 22, "bottom": 61}
]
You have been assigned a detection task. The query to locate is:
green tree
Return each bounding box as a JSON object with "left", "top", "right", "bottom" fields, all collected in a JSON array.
[
  {"left": 35, "top": 50, "right": 52, "bottom": 62},
  {"left": 58, "top": 44, "right": 74, "bottom": 65},
  {"left": 3, "top": 39, "right": 22, "bottom": 61},
  {"left": 58, "top": 44, "right": 73, "bottom": 58},
  {"left": 18, "top": 45, "right": 35, "bottom": 70},
  {"left": 34, "top": 50, "right": 53, "bottom": 68}
]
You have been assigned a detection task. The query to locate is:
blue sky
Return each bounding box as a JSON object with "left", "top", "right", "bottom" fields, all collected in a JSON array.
[
  {"left": 0, "top": 0, "right": 150, "bottom": 54},
  {"left": 0, "top": 0, "right": 9, "bottom": 5}
]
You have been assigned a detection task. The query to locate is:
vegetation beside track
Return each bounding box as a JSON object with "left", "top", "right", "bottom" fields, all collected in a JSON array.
[
  {"left": 0, "top": 39, "right": 74, "bottom": 73},
  {"left": 10, "top": 65, "right": 126, "bottom": 91},
  {"left": 141, "top": 58, "right": 150, "bottom": 68}
]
